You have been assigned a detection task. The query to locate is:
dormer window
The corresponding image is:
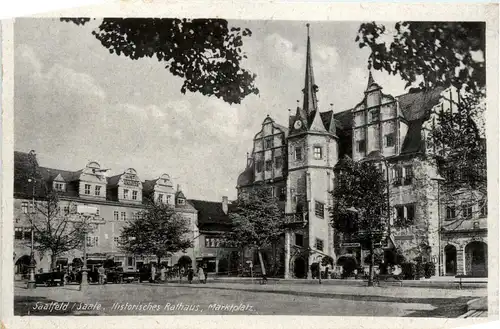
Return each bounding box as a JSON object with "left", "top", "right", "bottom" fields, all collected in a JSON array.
[
  {"left": 177, "top": 198, "right": 185, "bottom": 205},
  {"left": 123, "top": 189, "right": 129, "bottom": 199},
  {"left": 84, "top": 184, "right": 91, "bottom": 195},
  {"left": 132, "top": 190, "right": 138, "bottom": 200},
  {"left": 95, "top": 185, "right": 101, "bottom": 196},
  {"left": 54, "top": 182, "right": 65, "bottom": 191},
  {"left": 158, "top": 194, "right": 164, "bottom": 203}
]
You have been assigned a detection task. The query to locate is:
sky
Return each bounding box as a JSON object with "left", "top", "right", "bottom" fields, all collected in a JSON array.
[{"left": 14, "top": 18, "right": 409, "bottom": 201}]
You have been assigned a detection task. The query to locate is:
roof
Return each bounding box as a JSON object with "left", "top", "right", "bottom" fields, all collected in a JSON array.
[
  {"left": 188, "top": 199, "right": 233, "bottom": 230},
  {"left": 333, "top": 109, "right": 353, "bottom": 131},
  {"left": 397, "top": 87, "right": 446, "bottom": 121},
  {"left": 400, "top": 118, "right": 426, "bottom": 154},
  {"left": 106, "top": 174, "right": 121, "bottom": 187},
  {"left": 237, "top": 164, "right": 254, "bottom": 187}
]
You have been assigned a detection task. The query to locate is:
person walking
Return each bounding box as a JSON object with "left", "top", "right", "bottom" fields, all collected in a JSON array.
[
  {"left": 197, "top": 266, "right": 205, "bottom": 284},
  {"left": 160, "top": 266, "right": 166, "bottom": 282},
  {"left": 151, "top": 264, "right": 157, "bottom": 283},
  {"left": 187, "top": 267, "right": 194, "bottom": 284}
]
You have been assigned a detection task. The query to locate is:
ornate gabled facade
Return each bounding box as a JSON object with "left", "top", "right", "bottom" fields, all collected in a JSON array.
[
  {"left": 13, "top": 153, "right": 198, "bottom": 276},
  {"left": 236, "top": 25, "right": 488, "bottom": 278}
]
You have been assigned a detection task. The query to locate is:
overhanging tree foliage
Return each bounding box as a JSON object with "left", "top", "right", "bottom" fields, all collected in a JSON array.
[
  {"left": 61, "top": 18, "right": 259, "bottom": 104},
  {"left": 356, "top": 22, "right": 485, "bottom": 96},
  {"left": 330, "top": 156, "right": 390, "bottom": 286},
  {"left": 224, "top": 184, "right": 286, "bottom": 277},
  {"left": 120, "top": 199, "right": 193, "bottom": 265}
]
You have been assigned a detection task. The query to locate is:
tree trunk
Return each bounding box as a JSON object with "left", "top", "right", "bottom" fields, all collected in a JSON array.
[
  {"left": 368, "top": 237, "right": 375, "bottom": 287},
  {"left": 50, "top": 252, "right": 58, "bottom": 271},
  {"left": 258, "top": 249, "right": 266, "bottom": 276}
]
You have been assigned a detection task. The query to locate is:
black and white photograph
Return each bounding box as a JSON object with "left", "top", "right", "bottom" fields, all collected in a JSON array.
[{"left": 1, "top": 1, "right": 498, "bottom": 328}]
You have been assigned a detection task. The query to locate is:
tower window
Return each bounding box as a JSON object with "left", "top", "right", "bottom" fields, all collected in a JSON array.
[
  {"left": 315, "top": 238, "right": 324, "bottom": 252},
  {"left": 356, "top": 140, "right": 366, "bottom": 153},
  {"left": 313, "top": 146, "right": 323, "bottom": 160},
  {"left": 404, "top": 165, "right": 413, "bottom": 185},
  {"left": 295, "top": 233, "right": 304, "bottom": 247},
  {"left": 265, "top": 137, "right": 274, "bottom": 149},
  {"left": 315, "top": 201, "right": 325, "bottom": 218},
  {"left": 371, "top": 109, "right": 380, "bottom": 122},
  {"left": 385, "top": 133, "right": 395, "bottom": 147},
  {"left": 295, "top": 147, "right": 303, "bottom": 161},
  {"left": 256, "top": 160, "right": 264, "bottom": 173},
  {"left": 265, "top": 160, "right": 273, "bottom": 171}
]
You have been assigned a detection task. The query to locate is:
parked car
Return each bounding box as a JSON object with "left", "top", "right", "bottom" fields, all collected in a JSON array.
[
  {"left": 35, "top": 271, "right": 65, "bottom": 287},
  {"left": 106, "top": 267, "right": 124, "bottom": 284}
]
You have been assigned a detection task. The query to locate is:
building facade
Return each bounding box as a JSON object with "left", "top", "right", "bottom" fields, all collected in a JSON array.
[
  {"left": 236, "top": 26, "right": 488, "bottom": 278},
  {"left": 13, "top": 151, "right": 199, "bottom": 277}
]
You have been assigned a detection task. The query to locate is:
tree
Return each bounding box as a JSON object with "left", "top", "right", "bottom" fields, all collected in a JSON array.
[
  {"left": 356, "top": 22, "right": 485, "bottom": 96},
  {"left": 24, "top": 191, "right": 88, "bottom": 270},
  {"left": 61, "top": 18, "right": 259, "bottom": 104},
  {"left": 330, "top": 156, "right": 390, "bottom": 286},
  {"left": 223, "top": 184, "right": 286, "bottom": 277},
  {"left": 119, "top": 199, "right": 193, "bottom": 266}
]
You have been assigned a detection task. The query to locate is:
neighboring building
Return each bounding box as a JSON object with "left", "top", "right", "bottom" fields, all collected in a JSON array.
[
  {"left": 236, "top": 25, "right": 488, "bottom": 278},
  {"left": 13, "top": 151, "right": 198, "bottom": 276},
  {"left": 188, "top": 197, "right": 239, "bottom": 275}
]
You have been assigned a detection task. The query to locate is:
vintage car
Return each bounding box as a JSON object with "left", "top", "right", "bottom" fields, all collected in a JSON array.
[
  {"left": 106, "top": 267, "right": 124, "bottom": 284},
  {"left": 35, "top": 271, "right": 65, "bottom": 287}
]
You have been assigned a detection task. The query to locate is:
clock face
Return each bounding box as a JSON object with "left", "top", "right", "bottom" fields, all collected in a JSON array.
[{"left": 294, "top": 120, "right": 302, "bottom": 129}]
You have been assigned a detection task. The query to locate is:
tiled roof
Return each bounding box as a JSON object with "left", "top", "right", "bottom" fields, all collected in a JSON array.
[
  {"left": 106, "top": 174, "right": 121, "bottom": 187},
  {"left": 397, "top": 87, "right": 446, "bottom": 121},
  {"left": 237, "top": 164, "right": 254, "bottom": 187},
  {"left": 400, "top": 118, "right": 426, "bottom": 154},
  {"left": 187, "top": 199, "right": 233, "bottom": 230}
]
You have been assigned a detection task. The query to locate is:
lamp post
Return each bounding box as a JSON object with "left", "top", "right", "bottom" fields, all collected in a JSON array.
[
  {"left": 71, "top": 205, "right": 104, "bottom": 292},
  {"left": 26, "top": 150, "right": 37, "bottom": 289}
]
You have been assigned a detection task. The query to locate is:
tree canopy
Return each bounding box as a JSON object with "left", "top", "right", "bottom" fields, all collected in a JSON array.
[
  {"left": 61, "top": 17, "right": 259, "bottom": 104},
  {"left": 120, "top": 199, "right": 193, "bottom": 264},
  {"left": 224, "top": 185, "right": 286, "bottom": 275},
  {"left": 356, "top": 22, "right": 485, "bottom": 96}
]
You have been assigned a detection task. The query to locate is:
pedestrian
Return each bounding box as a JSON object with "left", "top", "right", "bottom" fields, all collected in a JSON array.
[
  {"left": 197, "top": 266, "right": 205, "bottom": 284},
  {"left": 160, "top": 266, "right": 166, "bottom": 282},
  {"left": 187, "top": 267, "right": 194, "bottom": 284},
  {"left": 98, "top": 266, "right": 106, "bottom": 285},
  {"left": 151, "top": 264, "right": 157, "bottom": 283}
]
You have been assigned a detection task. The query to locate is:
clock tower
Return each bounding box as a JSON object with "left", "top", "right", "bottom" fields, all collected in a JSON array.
[{"left": 284, "top": 24, "right": 338, "bottom": 279}]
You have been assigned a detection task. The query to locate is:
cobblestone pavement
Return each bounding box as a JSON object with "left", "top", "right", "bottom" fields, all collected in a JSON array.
[{"left": 14, "top": 281, "right": 486, "bottom": 317}]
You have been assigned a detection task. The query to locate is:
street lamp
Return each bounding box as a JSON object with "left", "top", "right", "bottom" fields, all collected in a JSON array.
[
  {"left": 27, "top": 150, "right": 37, "bottom": 290},
  {"left": 72, "top": 205, "right": 104, "bottom": 292}
]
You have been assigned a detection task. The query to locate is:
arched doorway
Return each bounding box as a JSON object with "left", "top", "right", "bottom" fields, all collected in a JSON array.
[
  {"left": 177, "top": 256, "right": 192, "bottom": 271},
  {"left": 293, "top": 257, "right": 306, "bottom": 278},
  {"left": 444, "top": 245, "right": 457, "bottom": 276},
  {"left": 465, "top": 241, "right": 488, "bottom": 277},
  {"left": 15, "top": 255, "right": 33, "bottom": 276}
]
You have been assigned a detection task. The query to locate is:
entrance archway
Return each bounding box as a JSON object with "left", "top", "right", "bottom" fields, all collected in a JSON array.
[
  {"left": 293, "top": 257, "right": 306, "bottom": 278},
  {"left": 444, "top": 245, "right": 457, "bottom": 276},
  {"left": 177, "top": 256, "right": 192, "bottom": 271},
  {"left": 465, "top": 241, "right": 487, "bottom": 277},
  {"left": 15, "top": 255, "right": 33, "bottom": 275}
]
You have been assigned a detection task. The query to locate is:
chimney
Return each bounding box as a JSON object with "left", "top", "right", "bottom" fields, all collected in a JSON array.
[
  {"left": 222, "top": 196, "right": 228, "bottom": 215},
  {"left": 177, "top": 184, "right": 180, "bottom": 192}
]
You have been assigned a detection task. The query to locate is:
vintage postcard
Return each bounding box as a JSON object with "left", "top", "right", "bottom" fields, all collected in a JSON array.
[{"left": 1, "top": 1, "right": 498, "bottom": 329}]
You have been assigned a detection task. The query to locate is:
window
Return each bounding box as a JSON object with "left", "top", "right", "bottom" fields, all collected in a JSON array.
[
  {"left": 63, "top": 206, "right": 70, "bottom": 215},
  {"left": 265, "top": 160, "right": 273, "bottom": 171},
  {"left": 315, "top": 201, "right": 325, "bottom": 218},
  {"left": 21, "top": 202, "right": 28, "bottom": 214},
  {"left": 370, "top": 109, "right": 379, "bottom": 122},
  {"left": 446, "top": 206, "right": 456, "bottom": 220},
  {"left": 123, "top": 189, "right": 129, "bottom": 199},
  {"left": 158, "top": 194, "right": 164, "bottom": 203},
  {"left": 121, "top": 212, "right": 126, "bottom": 221},
  {"left": 54, "top": 182, "right": 64, "bottom": 191},
  {"left": 132, "top": 190, "right": 138, "bottom": 200},
  {"left": 256, "top": 160, "right": 264, "bottom": 173},
  {"left": 265, "top": 137, "right": 274, "bottom": 149},
  {"left": 480, "top": 201, "right": 487, "bottom": 217},
  {"left": 315, "top": 238, "right": 324, "bottom": 252},
  {"left": 275, "top": 156, "right": 282, "bottom": 169},
  {"left": 393, "top": 166, "right": 403, "bottom": 186},
  {"left": 95, "top": 185, "right": 101, "bottom": 196},
  {"left": 114, "top": 211, "right": 119, "bottom": 221},
  {"left": 395, "top": 205, "right": 405, "bottom": 220},
  {"left": 177, "top": 198, "right": 185, "bottom": 205},
  {"left": 295, "top": 233, "right": 304, "bottom": 247},
  {"left": 205, "top": 237, "right": 221, "bottom": 248},
  {"left": 84, "top": 184, "right": 91, "bottom": 195},
  {"left": 313, "top": 146, "right": 323, "bottom": 160},
  {"left": 279, "top": 187, "right": 286, "bottom": 201},
  {"left": 113, "top": 237, "right": 121, "bottom": 246},
  {"left": 295, "top": 147, "right": 303, "bottom": 161},
  {"left": 15, "top": 227, "right": 24, "bottom": 240},
  {"left": 404, "top": 165, "right": 413, "bottom": 185},
  {"left": 166, "top": 195, "right": 172, "bottom": 204},
  {"left": 385, "top": 133, "right": 395, "bottom": 147},
  {"left": 86, "top": 236, "right": 99, "bottom": 247},
  {"left": 462, "top": 204, "right": 472, "bottom": 219},
  {"left": 356, "top": 140, "right": 366, "bottom": 153},
  {"left": 127, "top": 257, "right": 133, "bottom": 267},
  {"left": 406, "top": 204, "right": 415, "bottom": 222},
  {"left": 395, "top": 204, "right": 415, "bottom": 224}
]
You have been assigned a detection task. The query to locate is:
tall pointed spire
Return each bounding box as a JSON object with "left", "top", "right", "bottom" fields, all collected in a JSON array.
[
  {"left": 367, "top": 70, "right": 375, "bottom": 90},
  {"left": 302, "top": 23, "right": 318, "bottom": 117},
  {"left": 365, "top": 69, "right": 382, "bottom": 93}
]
